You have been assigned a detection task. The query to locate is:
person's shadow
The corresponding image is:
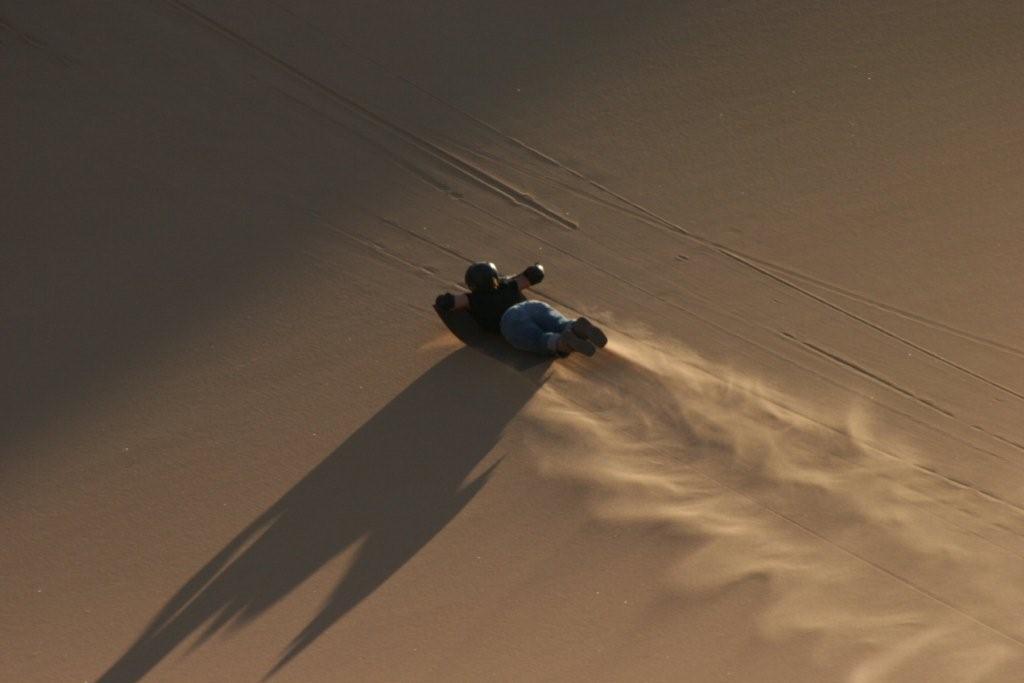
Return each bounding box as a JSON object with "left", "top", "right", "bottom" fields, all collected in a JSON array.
[{"left": 98, "top": 335, "right": 550, "bottom": 682}]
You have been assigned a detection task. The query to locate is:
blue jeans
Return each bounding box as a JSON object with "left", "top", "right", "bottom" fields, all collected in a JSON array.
[{"left": 499, "top": 301, "right": 571, "bottom": 355}]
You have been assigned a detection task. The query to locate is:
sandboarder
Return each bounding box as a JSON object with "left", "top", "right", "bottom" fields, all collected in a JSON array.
[{"left": 433, "top": 261, "right": 607, "bottom": 357}]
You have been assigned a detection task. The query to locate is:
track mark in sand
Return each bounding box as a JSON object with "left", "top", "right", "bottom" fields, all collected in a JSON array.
[
  {"left": 265, "top": 84, "right": 466, "bottom": 203},
  {"left": 756, "top": 492, "right": 1024, "bottom": 652},
  {"left": 786, "top": 333, "right": 957, "bottom": 418},
  {"left": 733, "top": 477, "right": 1024, "bottom": 651},
  {"left": 314, "top": 223, "right": 441, "bottom": 281},
  {"left": 768, "top": 492, "right": 1024, "bottom": 648},
  {"left": 745, "top": 373, "right": 1024, "bottom": 520},
  {"left": 371, "top": 216, "right": 470, "bottom": 266},
  {"left": 0, "top": 17, "right": 73, "bottom": 66},
  {"left": 720, "top": 250, "right": 1024, "bottom": 406},
  {"left": 735, "top": 252, "right": 1024, "bottom": 361},
  {"left": 789, "top": 333, "right": 1024, "bottom": 455},
  {"left": 164, "top": 0, "right": 577, "bottom": 233}
]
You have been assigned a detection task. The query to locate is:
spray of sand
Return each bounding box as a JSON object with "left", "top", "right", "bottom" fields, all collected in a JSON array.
[{"left": 525, "top": 330, "right": 1024, "bottom": 681}]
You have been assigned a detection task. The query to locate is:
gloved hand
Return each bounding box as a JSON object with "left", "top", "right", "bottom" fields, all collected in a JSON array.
[
  {"left": 434, "top": 292, "right": 455, "bottom": 313},
  {"left": 521, "top": 263, "right": 545, "bottom": 285}
]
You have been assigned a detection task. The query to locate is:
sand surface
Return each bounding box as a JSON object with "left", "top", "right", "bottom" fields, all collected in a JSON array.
[{"left": 4, "top": 2, "right": 1024, "bottom": 681}]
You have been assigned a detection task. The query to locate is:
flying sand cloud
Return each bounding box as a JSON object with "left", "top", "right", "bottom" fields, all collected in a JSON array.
[{"left": 528, "top": 331, "right": 1024, "bottom": 682}]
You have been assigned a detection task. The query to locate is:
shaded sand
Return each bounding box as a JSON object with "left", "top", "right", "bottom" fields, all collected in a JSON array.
[{"left": 4, "top": 1, "right": 1024, "bottom": 682}]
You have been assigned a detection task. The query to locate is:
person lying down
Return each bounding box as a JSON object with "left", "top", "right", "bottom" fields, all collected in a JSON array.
[{"left": 434, "top": 261, "right": 607, "bottom": 357}]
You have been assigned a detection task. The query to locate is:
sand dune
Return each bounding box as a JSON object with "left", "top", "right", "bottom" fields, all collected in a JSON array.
[{"left": 4, "top": 1, "right": 1024, "bottom": 681}]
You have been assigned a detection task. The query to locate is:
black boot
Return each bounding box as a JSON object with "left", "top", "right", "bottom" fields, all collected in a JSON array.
[
  {"left": 570, "top": 318, "right": 608, "bottom": 348},
  {"left": 556, "top": 328, "right": 597, "bottom": 357}
]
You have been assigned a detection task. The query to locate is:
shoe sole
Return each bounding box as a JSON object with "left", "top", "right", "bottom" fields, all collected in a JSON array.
[
  {"left": 564, "top": 333, "right": 597, "bottom": 357},
  {"left": 572, "top": 318, "right": 608, "bottom": 348}
]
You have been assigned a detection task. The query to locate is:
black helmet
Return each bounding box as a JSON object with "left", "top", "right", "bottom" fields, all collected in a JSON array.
[{"left": 465, "top": 261, "right": 500, "bottom": 292}]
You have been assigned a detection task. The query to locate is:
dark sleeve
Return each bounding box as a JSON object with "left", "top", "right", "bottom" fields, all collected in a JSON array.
[{"left": 521, "top": 264, "right": 545, "bottom": 285}]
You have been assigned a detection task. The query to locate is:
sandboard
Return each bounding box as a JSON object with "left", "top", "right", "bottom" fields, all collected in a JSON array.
[{"left": 435, "top": 306, "right": 485, "bottom": 345}]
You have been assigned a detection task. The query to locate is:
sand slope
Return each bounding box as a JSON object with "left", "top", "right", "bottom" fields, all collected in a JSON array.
[{"left": 4, "top": 1, "right": 1024, "bottom": 681}]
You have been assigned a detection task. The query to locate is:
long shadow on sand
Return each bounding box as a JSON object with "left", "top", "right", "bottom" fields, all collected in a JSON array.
[{"left": 99, "top": 338, "right": 549, "bottom": 682}]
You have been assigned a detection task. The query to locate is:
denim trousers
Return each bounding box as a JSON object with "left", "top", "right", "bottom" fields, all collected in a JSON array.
[{"left": 499, "top": 301, "right": 571, "bottom": 355}]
